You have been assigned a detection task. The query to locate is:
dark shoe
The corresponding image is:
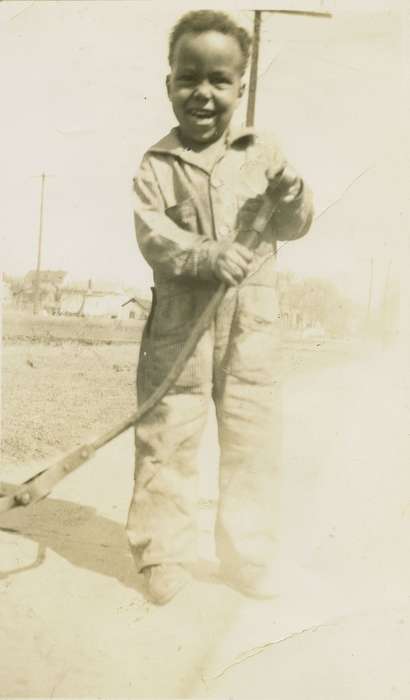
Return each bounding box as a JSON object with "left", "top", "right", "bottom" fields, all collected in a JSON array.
[
  {"left": 143, "top": 564, "right": 190, "bottom": 605},
  {"left": 220, "top": 562, "right": 277, "bottom": 599}
]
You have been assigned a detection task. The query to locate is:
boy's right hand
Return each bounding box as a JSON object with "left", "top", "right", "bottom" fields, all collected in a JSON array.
[{"left": 211, "top": 241, "right": 254, "bottom": 286}]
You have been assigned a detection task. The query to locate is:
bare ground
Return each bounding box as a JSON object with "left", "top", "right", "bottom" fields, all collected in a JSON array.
[
  {"left": 0, "top": 341, "right": 408, "bottom": 698},
  {"left": 1, "top": 336, "right": 364, "bottom": 466},
  {"left": 1, "top": 341, "right": 138, "bottom": 465}
]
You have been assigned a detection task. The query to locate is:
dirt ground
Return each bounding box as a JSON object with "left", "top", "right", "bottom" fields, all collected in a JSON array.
[
  {"left": 2, "top": 336, "right": 360, "bottom": 466},
  {"left": 0, "top": 340, "right": 408, "bottom": 699},
  {"left": 1, "top": 341, "right": 138, "bottom": 464}
]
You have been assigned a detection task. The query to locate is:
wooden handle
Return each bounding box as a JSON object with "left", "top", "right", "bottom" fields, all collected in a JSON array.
[{"left": 0, "top": 188, "right": 281, "bottom": 514}]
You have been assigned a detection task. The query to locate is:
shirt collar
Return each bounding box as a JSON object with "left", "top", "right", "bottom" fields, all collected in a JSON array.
[{"left": 148, "top": 125, "right": 256, "bottom": 163}]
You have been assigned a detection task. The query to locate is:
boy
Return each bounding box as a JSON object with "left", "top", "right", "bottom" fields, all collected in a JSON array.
[{"left": 127, "top": 10, "right": 314, "bottom": 604}]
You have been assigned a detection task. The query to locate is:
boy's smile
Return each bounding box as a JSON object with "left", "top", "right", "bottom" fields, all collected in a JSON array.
[{"left": 167, "top": 31, "right": 245, "bottom": 149}]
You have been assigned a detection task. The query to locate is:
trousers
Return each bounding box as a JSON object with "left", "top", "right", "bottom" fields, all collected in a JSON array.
[{"left": 126, "top": 266, "right": 283, "bottom": 572}]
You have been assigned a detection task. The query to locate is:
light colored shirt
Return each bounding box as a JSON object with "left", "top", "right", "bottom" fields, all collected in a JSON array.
[{"left": 133, "top": 125, "right": 314, "bottom": 289}]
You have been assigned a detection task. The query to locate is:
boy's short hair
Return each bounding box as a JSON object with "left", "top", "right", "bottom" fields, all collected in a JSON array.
[{"left": 168, "top": 10, "right": 252, "bottom": 75}]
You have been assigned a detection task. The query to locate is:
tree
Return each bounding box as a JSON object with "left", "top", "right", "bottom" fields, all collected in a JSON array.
[{"left": 276, "top": 272, "right": 360, "bottom": 337}]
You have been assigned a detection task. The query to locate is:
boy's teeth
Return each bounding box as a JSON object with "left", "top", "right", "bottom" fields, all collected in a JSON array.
[{"left": 191, "top": 110, "right": 213, "bottom": 116}]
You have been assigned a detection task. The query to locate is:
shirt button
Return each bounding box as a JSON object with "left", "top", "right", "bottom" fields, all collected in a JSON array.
[{"left": 211, "top": 177, "right": 222, "bottom": 188}]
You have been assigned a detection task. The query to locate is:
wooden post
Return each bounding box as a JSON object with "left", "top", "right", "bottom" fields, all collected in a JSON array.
[
  {"left": 246, "top": 7, "right": 332, "bottom": 127},
  {"left": 246, "top": 10, "right": 262, "bottom": 127},
  {"left": 33, "top": 173, "right": 46, "bottom": 315}
]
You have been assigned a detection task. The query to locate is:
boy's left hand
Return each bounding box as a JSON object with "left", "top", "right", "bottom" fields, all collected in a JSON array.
[{"left": 266, "top": 163, "right": 303, "bottom": 203}]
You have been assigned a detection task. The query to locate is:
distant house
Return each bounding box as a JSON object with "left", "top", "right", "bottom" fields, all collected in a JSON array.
[
  {"left": 59, "top": 282, "right": 151, "bottom": 319},
  {"left": 58, "top": 290, "right": 87, "bottom": 315},
  {"left": 81, "top": 291, "right": 128, "bottom": 317},
  {"left": 119, "top": 296, "right": 151, "bottom": 320},
  {"left": 24, "top": 270, "right": 67, "bottom": 287},
  {"left": 59, "top": 288, "right": 127, "bottom": 317},
  {"left": 12, "top": 270, "right": 151, "bottom": 319}
]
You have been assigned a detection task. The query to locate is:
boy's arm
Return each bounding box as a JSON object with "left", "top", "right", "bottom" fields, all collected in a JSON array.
[
  {"left": 133, "top": 156, "right": 225, "bottom": 280},
  {"left": 262, "top": 136, "right": 314, "bottom": 242},
  {"left": 271, "top": 174, "right": 314, "bottom": 242}
]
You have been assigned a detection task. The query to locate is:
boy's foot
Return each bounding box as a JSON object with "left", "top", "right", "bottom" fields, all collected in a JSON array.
[
  {"left": 220, "top": 562, "right": 277, "bottom": 600},
  {"left": 142, "top": 563, "right": 190, "bottom": 605}
]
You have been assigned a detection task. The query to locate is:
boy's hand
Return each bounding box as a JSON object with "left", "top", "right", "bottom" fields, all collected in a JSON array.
[
  {"left": 211, "top": 241, "right": 254, "bottom": 286},
  {"left": 266, "top": 163, "right": 303, "bottom": 203}
]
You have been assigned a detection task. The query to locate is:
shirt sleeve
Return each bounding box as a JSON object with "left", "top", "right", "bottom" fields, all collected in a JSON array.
[
  {"left": 133, "top": 155, "right": 218, "bottom": 279},
  {"left": 272, "top": 180, "right": 314, "bottom": 241},
  {"left": 260, "top": 134, "right": 315, "bottom": 242}
]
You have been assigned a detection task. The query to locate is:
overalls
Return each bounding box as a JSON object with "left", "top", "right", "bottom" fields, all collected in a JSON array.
[{"left": 127, "top": 126, "right": 313, "bottom": 571}]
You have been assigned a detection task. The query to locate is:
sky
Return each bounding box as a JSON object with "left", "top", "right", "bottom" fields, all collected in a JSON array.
[{"left": 1, "top": 1, "right": 407, "bottom": 307}]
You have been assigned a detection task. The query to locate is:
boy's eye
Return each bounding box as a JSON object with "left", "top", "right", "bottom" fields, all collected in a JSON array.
[
  {"left": 211, "top": 75, "right": 232, "bottom": 86},
  {"left": 177, "top": 75, "right": 196, "bottom": 84}
]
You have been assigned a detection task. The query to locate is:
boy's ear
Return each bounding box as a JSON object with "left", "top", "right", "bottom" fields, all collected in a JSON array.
[
  {"left": 166, "top": 74, "right": 171, "bottom": 99},
  {"left": 239, "top": 81, "right": 246, "bottom": 99}
]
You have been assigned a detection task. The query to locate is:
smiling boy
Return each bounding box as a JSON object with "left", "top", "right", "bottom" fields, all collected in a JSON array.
[{"left": 127, "top": 11, "right": 314, "bottom": 604}]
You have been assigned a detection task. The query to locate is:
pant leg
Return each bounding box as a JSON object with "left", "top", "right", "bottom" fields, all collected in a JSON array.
[
  {"left": 213, "top": 281, "right": 283, "bottom": 569},
  {"left": 127, "top": 286, "right": 213, "bottom": 572},
  {"left": 127, "top": 390, "right": 210, "bottom": 571}
]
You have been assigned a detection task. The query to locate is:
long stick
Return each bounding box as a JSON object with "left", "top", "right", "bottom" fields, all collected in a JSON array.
[
  {"left": 1, "top": 10, "right": 334, "bottom": 515},
  {"left": 0, "top": 189, "right": 283, "bottom": 514},
  {"left": 245, "top": 8, "right": 331, "bottom": 128},
  {"left": 246, "top": 10, "right": 262, "bottom": 127}
]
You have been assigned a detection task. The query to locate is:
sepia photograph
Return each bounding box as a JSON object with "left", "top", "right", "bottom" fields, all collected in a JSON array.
[{"left": 1, "top": 1, "right": 409, "bottom": 698}]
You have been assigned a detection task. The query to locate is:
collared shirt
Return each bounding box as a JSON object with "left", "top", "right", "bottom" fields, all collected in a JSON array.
[{"left": 133, "top": 125, "right": 314, "bottom": 289}]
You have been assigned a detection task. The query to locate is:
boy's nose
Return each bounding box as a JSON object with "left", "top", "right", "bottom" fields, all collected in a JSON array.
[{"left": 192, "top": 80, "right": 212, "bottom": 100}]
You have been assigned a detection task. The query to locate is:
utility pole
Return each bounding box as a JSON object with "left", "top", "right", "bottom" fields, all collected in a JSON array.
[{"left": 33, "top": 173, "right": 46, "bottom": 315}]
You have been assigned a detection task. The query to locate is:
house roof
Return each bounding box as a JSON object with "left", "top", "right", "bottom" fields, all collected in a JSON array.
[
  {"left": 24, "top": 270, "right": 67, "bottom": 286},
  {"left": 121, "top": 296, "right": 151, "bottom": 312}
]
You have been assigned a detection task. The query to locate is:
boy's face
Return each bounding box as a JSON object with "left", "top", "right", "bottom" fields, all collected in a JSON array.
[{"left": 167, "top": 30, "right": 245, "bottom": 148}]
